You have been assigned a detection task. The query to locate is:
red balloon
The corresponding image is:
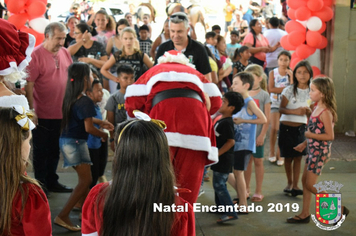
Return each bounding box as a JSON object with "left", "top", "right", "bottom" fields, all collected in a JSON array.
[
  {"left": 289, "top": 31, "right": 306, "bottom": 46},
  {"left": 317, "top": 35, "right": 328, "bottom": 49},
  {"left": 287, "top": 8, "right": 296, "bottom": 20},
  {"left": 290, "top": 56, "right": 302, "bottom": 69},
  {"left": 307, "top": 0, "right": 324, "bottom": 12},
  {"left": 295, "top": 7, "right": 312, "bottom": 21},
  {"left": 280, "top": 35, "right": 297, "bottom": 50},
  {"left": 312, "top": 6, "right": 334, "bottom": 22},
  {"left": 317, "top": 21, "right": 327, "bottom": 34},
  {"left": 35, "top": 34, "right": 45, "bottom": 46},
  {"left": 285, "top": 20, "right": 306, "bottom": 33},
  {"left": 8, "top": 13, "right": 28, "bottom": 29},
  {"left": 27, "top": 1, "right": 47, "bottom": 18},
  {"left": 295, "top": 44, "right": 316, "bottom": 59},
  {"left": 312, "top": 66, "right": 321, "bottom": 76},
  {"left": 287, "top": 0, "right": 307, "bottom": 9},
  {"left": 7, "top": 0, "right": 27, "bottom": 14},
  {"left": 306, "top": 31, "right": 322, "bottom": 48}
]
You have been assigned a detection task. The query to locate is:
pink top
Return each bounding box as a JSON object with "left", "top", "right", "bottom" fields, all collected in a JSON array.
[
  {"left": 27, "top": 45, "right": 72, "bottom": 119},
  {"left": 243, "top": 33, "right": 269, "bottom": 62}
]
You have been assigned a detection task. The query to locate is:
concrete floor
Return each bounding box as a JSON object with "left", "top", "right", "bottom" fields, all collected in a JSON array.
[{"left": 28, "top": 133, "right": 356, "bottom": 235}]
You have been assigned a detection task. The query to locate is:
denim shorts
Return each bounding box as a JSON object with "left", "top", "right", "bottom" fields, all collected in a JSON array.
[{"left": 59, "top": 138, "right": 92, "bottom": 168}]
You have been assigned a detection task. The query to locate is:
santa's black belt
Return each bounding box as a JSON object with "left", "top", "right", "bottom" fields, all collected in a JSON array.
[{"left": 151, "top": 88, "right": 203, "bottom": 108}]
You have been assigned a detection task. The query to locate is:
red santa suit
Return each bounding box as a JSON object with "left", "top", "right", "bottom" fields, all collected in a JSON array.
[
  {"left": 82, "top": 183, "right": 196, "bottom": 236},
  {"left": 10, "top": 182, "right": 52, "bottom": 236},
  {"left": 125, "top": 51, "right": 222, "bottom": 204}
]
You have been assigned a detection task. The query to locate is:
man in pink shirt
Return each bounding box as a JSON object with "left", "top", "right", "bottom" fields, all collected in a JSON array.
[{"left": 26, "top": 22, "right": 73, "bottom": 196}]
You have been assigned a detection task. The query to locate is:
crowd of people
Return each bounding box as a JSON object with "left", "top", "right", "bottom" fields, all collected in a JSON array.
[{"left": 0, "top": 0, "right": 349, "bottom": 235}]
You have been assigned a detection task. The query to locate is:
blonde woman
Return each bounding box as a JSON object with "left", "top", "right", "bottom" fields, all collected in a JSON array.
[{"left": 101, "top": 27, "right": 153, "bottom": 82}]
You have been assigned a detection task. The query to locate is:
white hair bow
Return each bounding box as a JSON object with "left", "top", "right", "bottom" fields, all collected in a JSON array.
[{"left": 13, "top": 105, "right": 35, "bottom": 131}]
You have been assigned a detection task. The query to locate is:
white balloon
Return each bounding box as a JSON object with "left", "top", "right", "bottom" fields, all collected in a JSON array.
[
  {"left": 306, "top": 16, "right": 323, "bottom": 31},
  {"left": 296, "top": 20, "right": 307, "bottom": 27},
  {"left": 29, "top": 18, "right": 50, "bottom": 34}
]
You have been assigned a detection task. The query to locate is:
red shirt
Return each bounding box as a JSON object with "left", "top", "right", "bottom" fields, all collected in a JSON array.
[{"left": 27, "top": 45, "right": 72, "bottom": 119}]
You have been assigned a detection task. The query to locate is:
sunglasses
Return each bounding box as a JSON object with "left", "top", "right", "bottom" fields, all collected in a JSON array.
[{"left": 170, "top": 14, "right": 188, "bottom": 21}]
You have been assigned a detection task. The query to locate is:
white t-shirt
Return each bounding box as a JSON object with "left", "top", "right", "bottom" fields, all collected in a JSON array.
[
  {"left": 264, "top": 28, "right": 287, "bottom": 68},
  {"left": 280, "top": 85, "right": 310, "bottom": 124}
]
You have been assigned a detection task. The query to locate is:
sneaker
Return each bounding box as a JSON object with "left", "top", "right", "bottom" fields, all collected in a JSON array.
[{"left": 198, "top": 188, "right": 205, "bottom": 197}]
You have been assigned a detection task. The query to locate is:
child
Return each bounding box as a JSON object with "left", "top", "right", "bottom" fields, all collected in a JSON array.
[
  {"left": 82, "top": 119, "right": 195, "bottom": 235},
  {"left": 244, "top": 64, "right": 271, "bottom": 202},
  {"left": 138, "top": 25, "right": 153, "bottom": 56},
  {"left": 91, "top": 10, "right": 116, "bottom": 47},
  {"left": 268, "top": 51, "right": 293, "bottom": 165},
  {"left": 279, "top": 60, "right": 312, "bottom": 197},
  {"left": 226, "top": 30, "right": 241, "bottom": 59},
  {"left": 0, "top": 106, "right": 51, "bottom": 236},
  {"left": 101, "top": 27, "right": 153, "bottom": 82},
  {"left": 55, "top": 62, "right": 113, "bottom": 231},
  {"left": 230, "top": 72, "right": 267, "bottom": 211},
  {"left": 211, "top": 91, "right": 244, "bottom": 223},
  {"left": 216, "top": 35, "right": 232, "bottom": 93},
  {"left": 205, "top": 31, "right": 220, "bottom": 61},
  {"left": 287, "top": 77, "right": 349, "bottom": 223},
  {"left": 232, "top": 46, "right": 252, "bottom": 76},
  {"left": 86, "top": 80, "right": 108, "bottom": 188},
  {"left": 212, "top": 24, "right": 221, "bottom": 35},
  {"left": 142, "top": 13, "right": 152, "bottom": 37},
  {"left": 105, "top": 64, "right": 135, "bottom": 151}
]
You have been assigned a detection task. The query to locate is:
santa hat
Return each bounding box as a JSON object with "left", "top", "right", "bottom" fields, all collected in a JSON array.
[
  {"left": 0, "top": 19, "right": 36, "bottom": 83},
  {"left": 157, "top": 50, "right": 196, "bottom": 69}
]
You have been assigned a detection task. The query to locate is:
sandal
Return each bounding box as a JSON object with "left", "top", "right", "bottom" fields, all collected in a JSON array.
[
  {"left": 217, "top": 215, "right": 238, "bottom": 224},
  {"left": 286, "top": 215, "right": 310, "bottom": 223},
  {"left": 269, "top": 156, "right": 277, "bottom": 162},
  {"left": 277, "top": 158, "right": 284, "bottom": 166},
  {"left": 232, "top": 195, "right": 250, "bottom": 205},
  {"left": 251, "top": 194, "right": 264, "bottom": 202}
]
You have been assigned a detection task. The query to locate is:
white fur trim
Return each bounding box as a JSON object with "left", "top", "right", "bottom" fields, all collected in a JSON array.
[
  {"left": 82, "top": 232, "right": 98, "bottom": 236},
  {"left": 165, "top": 132, "right": 218, "bottom": 163},
  {"left": 125, "top": 72, "right": 222, "bottom": 98},
  {"left": 157, "top": 52, "right": 196, "bottom": 69}
]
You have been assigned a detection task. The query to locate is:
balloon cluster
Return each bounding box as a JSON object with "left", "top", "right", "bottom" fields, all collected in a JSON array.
[
  {"left": 280, "top": 0, "right": 335, "bottom": 74},
  {"left": 6, "top": 0, "right": 49, "bottom": 46}
]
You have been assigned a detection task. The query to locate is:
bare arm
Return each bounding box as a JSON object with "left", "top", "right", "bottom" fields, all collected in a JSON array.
[
  {"left": 204, "top": 73, "right": 212, "bottom": 82},
  {"left": 279, "top": 95, "right": 310, "bottom": 116},
  {"left": 233, "top": 100, "right": 267, "bottom": 125},
  {"left": 143, "top": 53, "right": 153, "bottom": 68},
  {"left": 244, "top": 42, "right": 269, "bottom": 54},
  {"left": 218, "top": 66, "right": 232, "bottom": 81},
  {"left": 106, "top": 111, "right": 115, "bottom": 151},
  {"left": 150, "top": 36, "right": 161, "bottom": 60},
  {"left": 268, "top": 70, "right": 283, "bottom": 94},
  {"left": 218, "top": 139, "right": 235, "bottom": 156},
  {"left": 100, "top": 55, "right": 118, "bottom": 82},
  {"left": 211, "top": 71, "right": 218, "bottom": 84},
  {"left": 106, "top": 38, "right": 113, "bottom": 55},
  {"left": 84, "top": 117, "right": 108, "bottom": 141},
  {"left": 256, "top": 102, "right": 271, "bottom": 146},
  {"left": 25, "top": 81, "right": 35, "bottom": 109},
  {"left": 67, "top": 40, "right": 84, "bottom": 55}
]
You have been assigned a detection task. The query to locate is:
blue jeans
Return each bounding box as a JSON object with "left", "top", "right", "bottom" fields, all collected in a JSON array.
[{"left": 213, "top": 171, "right": 238, "bottom": 218}]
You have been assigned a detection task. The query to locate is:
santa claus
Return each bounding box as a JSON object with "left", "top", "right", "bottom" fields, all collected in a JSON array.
[{"left": 125, "top": 50, "right": 222, "bottom": 204}]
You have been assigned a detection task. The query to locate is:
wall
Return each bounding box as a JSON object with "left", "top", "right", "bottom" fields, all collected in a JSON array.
[{"left": 332, "top": 0, "right": 356, "bottom": 132}]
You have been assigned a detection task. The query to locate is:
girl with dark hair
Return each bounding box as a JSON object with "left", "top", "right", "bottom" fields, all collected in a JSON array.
[
  {"left": 232, "top": 46, "right": 252, "bottom": 75},
  {"left": 68, "top": 22, "right": 109, "bottom": 90},
  {"left": 82, "top": 119, "right": 195, "bottom": 236},
  {"left": 55, "top": 62, "right": 113, "bottom": 231},
  {"left": 268, "top": 50, "right": 293, "bottom": 166},
  {"left": 242, "top": 19, "right": 279, "bottom": 67},
  {"left": 278, "top": 60, "right": 313, "bottom": 197},
  {"left": 0, "top": 106, "right": 51, "bottom": 236}
]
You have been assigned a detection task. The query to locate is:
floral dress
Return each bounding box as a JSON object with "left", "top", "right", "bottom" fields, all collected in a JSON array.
[{"left": 306, "top": 108, "right": 332, "bottom": 175}]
